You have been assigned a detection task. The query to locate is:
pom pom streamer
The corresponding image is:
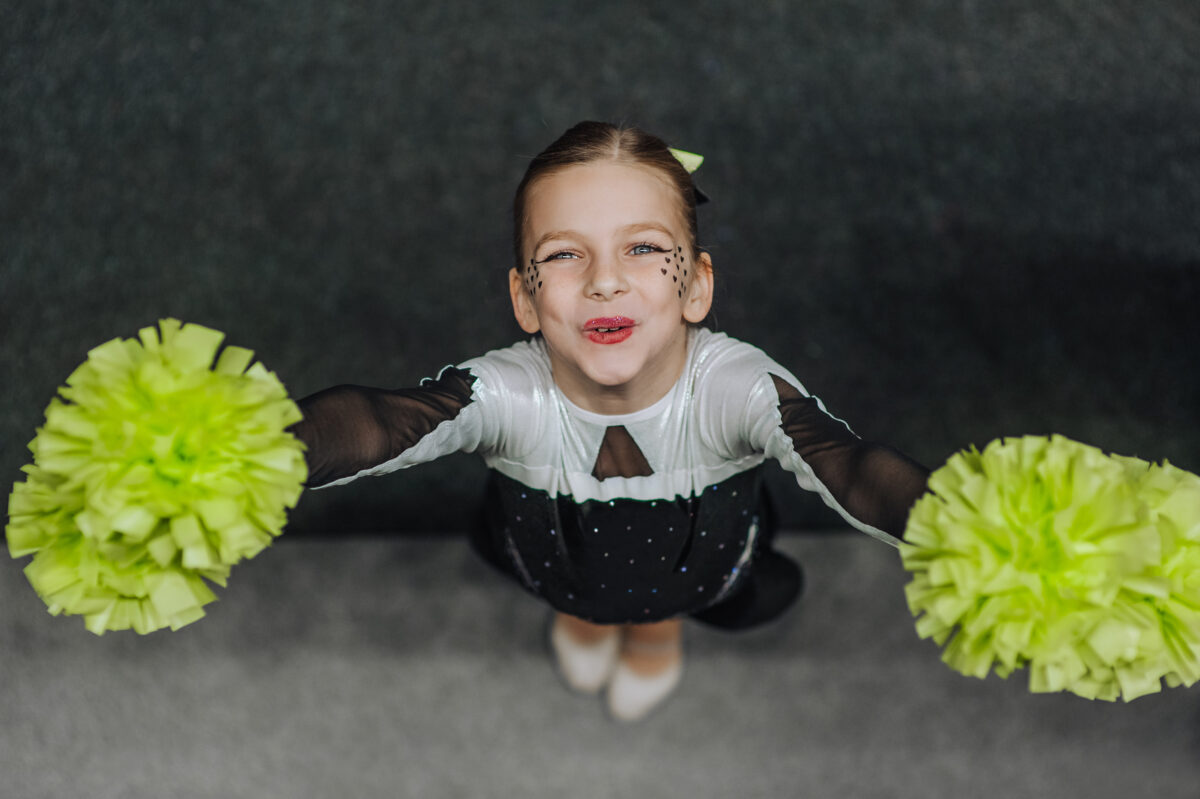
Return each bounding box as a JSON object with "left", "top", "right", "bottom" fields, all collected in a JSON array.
[
  {"left": 900, "top": 435, "right": 1200, "bottom": 701},
  {"left": 6, "top": 319, "right": 307, "bottom": 634}
]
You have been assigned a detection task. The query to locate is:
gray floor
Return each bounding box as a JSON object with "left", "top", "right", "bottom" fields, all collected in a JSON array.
[{"left": 4, "top": 531, "right": 1198, "bottom": 799}]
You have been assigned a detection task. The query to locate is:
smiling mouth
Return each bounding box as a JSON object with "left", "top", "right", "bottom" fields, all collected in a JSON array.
[{"left": 583, "top": 317, "right": 635, "bottom": 343}]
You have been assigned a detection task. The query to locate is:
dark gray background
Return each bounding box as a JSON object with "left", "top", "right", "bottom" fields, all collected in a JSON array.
[
  {"left": 3, "top": 1, "right": 1198, "bottom": 534},
  {"left": 5, "top": 4, "right": 1200, "bottom": 798}
]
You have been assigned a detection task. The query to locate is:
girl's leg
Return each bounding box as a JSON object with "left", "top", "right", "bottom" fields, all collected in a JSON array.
[
  {"left": 608, "top": 618, "right": 684, "bottom": 721},
  {"left": 551, "top": 612, "right": 621, "bottom": 695},
  {"left": 619, "top": 619, "right": 683, "bottom": 673},
  {"left": 557, "top": 612, "right": 619, "bottom": 644}
]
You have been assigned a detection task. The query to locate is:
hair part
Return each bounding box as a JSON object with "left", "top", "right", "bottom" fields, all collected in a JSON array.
[{"left": 512, "top": 121, "right": 702, "bottom": 270}]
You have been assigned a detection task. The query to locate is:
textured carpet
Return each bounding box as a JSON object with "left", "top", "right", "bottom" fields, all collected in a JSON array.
[{"left": 4, "top": 531, "right": 1197, "bottom": 799}]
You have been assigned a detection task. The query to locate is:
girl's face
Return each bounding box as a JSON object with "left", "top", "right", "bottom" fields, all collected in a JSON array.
[{"left": 509, "top": 161, "right": 713, "bottom": 415}]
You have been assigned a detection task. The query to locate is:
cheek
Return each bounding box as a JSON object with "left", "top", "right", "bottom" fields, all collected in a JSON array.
[
  {"left": 657, "top": 248, "right": 689, "bottom": 295},
  {"left": 528, "top": 279, "right": 574, "bottom": 322}
]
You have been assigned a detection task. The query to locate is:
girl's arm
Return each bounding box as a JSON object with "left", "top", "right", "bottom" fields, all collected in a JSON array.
[
  {"left": 706, "top": 335, "right": 928, "bottom": 546},
  {"left": 291, "top": 367, "right": 478, "bottom": 488},
  {"left": 768, "top": 374, "right": 929, "bottom": 543}
]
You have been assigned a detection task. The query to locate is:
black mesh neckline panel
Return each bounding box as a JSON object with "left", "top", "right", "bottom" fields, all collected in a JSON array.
[{"left": 591, "top": 425, "right": 655, "bottom": 480}]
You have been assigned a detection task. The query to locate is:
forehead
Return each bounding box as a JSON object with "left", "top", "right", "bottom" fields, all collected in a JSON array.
[{"left": 524, "top": 161, "right": 687, "bottom": 240}]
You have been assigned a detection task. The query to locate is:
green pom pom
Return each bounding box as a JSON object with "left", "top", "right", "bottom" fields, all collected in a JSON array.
[
  {"left": 6, "top": 319, "right": 307, "bottom": 634},
  {"left": 900, "top": 435, "right": 1200, "bottom": 701}
]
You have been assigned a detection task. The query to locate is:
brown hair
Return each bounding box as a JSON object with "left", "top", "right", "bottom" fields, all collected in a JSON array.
[{"left": 512, "top": 121, "right": 702, "bottom": 270}]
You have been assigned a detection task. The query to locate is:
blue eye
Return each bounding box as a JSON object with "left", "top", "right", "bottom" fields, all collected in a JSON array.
[
  {"left": 631, "top": 243, "right": 664, "bottom": 255},
  {"left": 538, "top": 251, "right": 578, "bottom": 263}
]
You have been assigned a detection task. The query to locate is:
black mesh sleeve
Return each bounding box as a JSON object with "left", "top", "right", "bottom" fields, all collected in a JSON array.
[
  {"left": 770, "top": 374, "right": 929, "bottom": 538},
  {"left": 291, "top": 367, "right": 476, "bottom": 488}
]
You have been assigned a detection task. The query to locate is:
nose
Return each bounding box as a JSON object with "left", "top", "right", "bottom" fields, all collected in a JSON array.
[{"left": 584, "top": 252, "right": 628, "bottom": 301}]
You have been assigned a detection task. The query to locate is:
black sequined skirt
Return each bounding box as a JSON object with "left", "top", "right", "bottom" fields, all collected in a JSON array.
[{"left": 470, "top": 467, "right": 803, "bottom": 630}]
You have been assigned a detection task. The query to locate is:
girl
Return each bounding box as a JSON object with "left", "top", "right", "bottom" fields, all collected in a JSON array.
[{"left": 292, "top": 121, "right": 930, "bottom": 721}]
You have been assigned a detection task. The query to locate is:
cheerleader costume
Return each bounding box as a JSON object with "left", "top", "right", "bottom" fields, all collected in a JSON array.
[{"left": 294, "top": 328, "right": 928, "bottom": 629}]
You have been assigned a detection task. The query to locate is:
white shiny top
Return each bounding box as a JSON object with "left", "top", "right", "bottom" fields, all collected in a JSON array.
[{"left": 323, "top": 327, "right": 899, "bottom": 547}]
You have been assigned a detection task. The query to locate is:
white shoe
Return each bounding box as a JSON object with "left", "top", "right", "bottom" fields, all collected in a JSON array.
[
  {"left": 606, "top": 648, "right": 684, "bottom": 722},
  {"left": 550, "top": 615, "right": 620, "bottom": 695}
]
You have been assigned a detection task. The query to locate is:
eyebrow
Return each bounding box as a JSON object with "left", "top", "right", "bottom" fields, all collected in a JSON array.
[{"left": 532, "top": 222, "right": 676, "bottom": 252}]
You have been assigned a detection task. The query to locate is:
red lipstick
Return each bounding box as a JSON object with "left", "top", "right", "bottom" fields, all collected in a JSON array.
[{"left": 583, "top": 316, "right": 635, "bottom": 344}]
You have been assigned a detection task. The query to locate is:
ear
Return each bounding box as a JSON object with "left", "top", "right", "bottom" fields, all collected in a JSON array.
[
  {"left": 682, "top": 251, "right": 714, "bottom": 323},
  {"left": 509, "top": 267, "right": 541, "bottom": 334}
]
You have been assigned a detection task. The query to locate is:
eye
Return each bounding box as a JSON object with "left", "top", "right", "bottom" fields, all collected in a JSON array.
[
  {"left": 630, "top": 242, "right": 666, "bottom": 256},
  {"left": 537, "top": 250, "right": 579, "bottom": 263}
]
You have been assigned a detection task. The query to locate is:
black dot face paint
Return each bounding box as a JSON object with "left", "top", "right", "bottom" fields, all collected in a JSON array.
[
  {"left": 525, "top": 258, "right": 541, "bottom": 297},
  {"left": 660, "top": 267, "right": 668, "bottom": 275}
]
